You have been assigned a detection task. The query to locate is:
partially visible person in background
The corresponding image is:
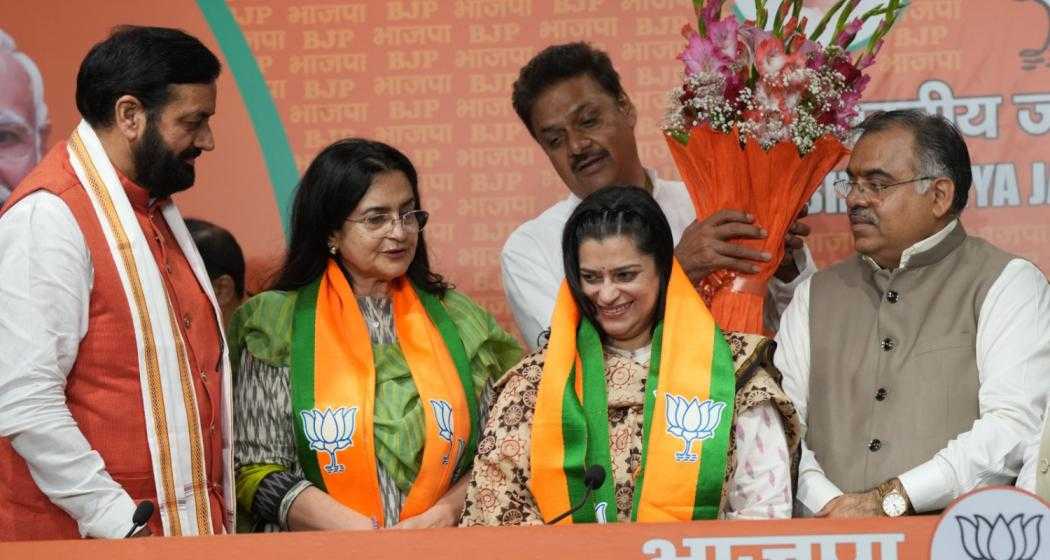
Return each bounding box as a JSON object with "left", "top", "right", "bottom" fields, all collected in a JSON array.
[
  {"left": 0, "top": 28, "right": 49, "bottom": 206},
  {"left": 186, "top": 218, "right": 247, "bottom": 327}
]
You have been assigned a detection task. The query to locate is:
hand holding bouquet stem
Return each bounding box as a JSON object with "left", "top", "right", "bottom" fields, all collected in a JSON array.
[{"left": 665, "top": 0, "right": 905, "bottom": 333}]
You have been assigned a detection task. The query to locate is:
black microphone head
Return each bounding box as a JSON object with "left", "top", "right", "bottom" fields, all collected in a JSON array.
[
  {"left": 132, "top": 500, "right": 155, "bottom": 525},
  {"left": 583, "top": 465, "right": 606, "bottom": 490}
]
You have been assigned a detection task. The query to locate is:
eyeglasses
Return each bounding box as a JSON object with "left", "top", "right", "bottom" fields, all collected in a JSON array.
[
  {"left": 833, "top": 176, "right": 935, "bottom": 200},
  {"left": 345, "top": 209, "right": 429, "bottom": 235}
]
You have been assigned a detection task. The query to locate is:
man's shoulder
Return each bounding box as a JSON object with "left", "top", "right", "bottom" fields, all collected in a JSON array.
[
  {"left": 961, "top": 232, "right": 1019, "bottom": 264},
  {"left": 14, "top": 142, "right": 80, "bottom": 198}
]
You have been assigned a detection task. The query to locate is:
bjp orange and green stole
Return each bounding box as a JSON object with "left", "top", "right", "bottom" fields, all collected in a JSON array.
[
  {"left": 531, "top": 260, "right": 736, "bottom": 523},
  {"left": 290, "top": 261, "right": 477, "bottom": 525}
]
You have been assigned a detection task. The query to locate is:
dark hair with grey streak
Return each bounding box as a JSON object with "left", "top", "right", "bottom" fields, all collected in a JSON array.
[
  {"left": 856, "top": 109, "right": 972, "bottom": 214},
  {"left": 512, "top": 42, "right": 626, "bottom": 137}
]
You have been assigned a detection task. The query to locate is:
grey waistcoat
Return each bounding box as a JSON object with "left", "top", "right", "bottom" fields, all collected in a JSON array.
[{"left": 807, "top": 224, "right": 1014, "bottom": 492}]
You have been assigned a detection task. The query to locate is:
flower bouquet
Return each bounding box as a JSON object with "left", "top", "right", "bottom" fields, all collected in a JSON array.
[{"left": 664, "top": 0, "right": 905, "bottom": 334}]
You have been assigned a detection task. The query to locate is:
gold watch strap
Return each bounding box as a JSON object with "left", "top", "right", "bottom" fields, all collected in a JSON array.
[{"left": 876, "top": 479, "right": 915, "bottom": 515}]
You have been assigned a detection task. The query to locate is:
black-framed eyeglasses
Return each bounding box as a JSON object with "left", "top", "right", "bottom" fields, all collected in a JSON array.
[
  {"left": 833, "top": 176, "right": 936, "bottom": 200},
  {"left": 346, "top": 209, "right": 429, "bottom": 235}
]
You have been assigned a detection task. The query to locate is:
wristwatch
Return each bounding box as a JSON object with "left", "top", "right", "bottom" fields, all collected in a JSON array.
[{"left": 876, "top": 480, "right": 912, "bottom": 517}]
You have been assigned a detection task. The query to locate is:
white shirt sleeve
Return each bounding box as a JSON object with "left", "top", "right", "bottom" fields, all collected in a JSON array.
[
  {"left": 725, "top": 402, "right": 792, "bottom": 519},
  {"left": 765, "top": 245, "right": 816, "bottom": 334},
  {"left": 899, "top": 259, "right": 1050, "bottom": 511},
  {"left": 1015, "top": 405, "right": 1046, "bottom": 493},
  {"left": 500, "top": 236, "right": 561, "bottom": 351},
  {"left": 0, "top": 192, "right": 137, "bottom": 538},
  {"left": 772, "top": 277, "right": 844, "bottom": 516}
]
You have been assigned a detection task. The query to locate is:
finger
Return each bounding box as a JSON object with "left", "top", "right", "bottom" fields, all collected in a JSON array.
[
  {"left": 785, "top": 235, "right": 804, "bottom": 251},
  {"left": 703, "top": 209, "right": 753, "bottom": 226},
  {"left": 712, "top": 222, "right": 766, "bottom": 240},
  {"left": 715, "top": 240, "right": 772, "bottom": 262},
  {"left": 796, "top": 206, "right": 809, "bottom": 219},
  {"left": 717, "top": 256, "right": 763, "bottom": 274},
  {"left": 789, "top": 221, "right": 812, "bottom": 236}
]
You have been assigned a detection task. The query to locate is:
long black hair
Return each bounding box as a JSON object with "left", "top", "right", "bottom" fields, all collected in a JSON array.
[
  {"left": 269, "top": 138, "right": 449, "bottom": 295},
  {"left": 561, "top": 185, "right": 674, "bottom": 339}
]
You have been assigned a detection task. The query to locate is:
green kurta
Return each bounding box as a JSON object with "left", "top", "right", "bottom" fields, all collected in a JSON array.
[{"left": 229, "top": 287, "right": 522, "bottom": 527}]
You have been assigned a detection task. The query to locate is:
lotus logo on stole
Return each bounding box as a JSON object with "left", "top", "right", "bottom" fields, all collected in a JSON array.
[
  {"left": 956, "top": 514, "right": 1044, "bottom": 560},
  {"left": 930, "top": 487, "right": 1050, "bottom": 560},
  {"left": 664, "top": 395, "right": 725, "bottom": 463},
  {"left": 430, "top": 399, "right": 464, "bottom": 466},
  {"left": 430, "top": 399, "right": 454, "bottom": 442},
  {"left": 594, "top": 502, "right": 609, "bottom": 524},
  {"left": 300, "top": 407, "right": 357, "bottom": 474}
]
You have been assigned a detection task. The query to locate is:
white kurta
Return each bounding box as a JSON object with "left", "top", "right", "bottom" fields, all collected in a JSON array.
[{"left": 501, "top": 169, "right": 814, "bottom": 348}]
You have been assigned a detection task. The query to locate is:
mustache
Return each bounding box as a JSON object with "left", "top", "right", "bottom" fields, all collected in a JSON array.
[
  {"left": 849, "top": 206, "right": 878, "bottom": 225},
  {"left": 179, "top": 147, "right": 203, "bottom": 161},
  {"left": 570, "top": 149, "right": 608, "bottom": 172}
]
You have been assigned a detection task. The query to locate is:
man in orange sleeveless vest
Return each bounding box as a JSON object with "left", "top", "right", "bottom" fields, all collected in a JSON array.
[{"left": 0, "top": 26, "right": 234, "bottom": 540}]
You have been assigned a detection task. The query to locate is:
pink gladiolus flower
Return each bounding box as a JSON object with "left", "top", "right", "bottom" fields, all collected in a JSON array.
[
  {"left": 856, "top": 39, "right": 884, "bottom": 70},
  {"left": 755, "top": 37, "right": 804, "bottom": 79},
  {"left": 707, "top": 16, "right": 741, "bottom": 62},
  {"left": 835, "top": 18, "right": 865, "bottom": 48},
  {"left": 678, "top": 22, "right": 739, "bottom": 79},
  {"left": 701, "top": 0, "right": 723, "bottom": 24},
  {"left": 678, "top": 24, "right": 712, "bottom": 75}
]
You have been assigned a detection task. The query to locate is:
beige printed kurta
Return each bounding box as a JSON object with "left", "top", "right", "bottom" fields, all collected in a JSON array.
[{"left": 460, "top": 333, "right": 801, "bottom": 525}]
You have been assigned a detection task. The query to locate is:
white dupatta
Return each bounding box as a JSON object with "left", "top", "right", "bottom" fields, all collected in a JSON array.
[{"left": 66, "top": 120, "right": 234, "bottom": 535}]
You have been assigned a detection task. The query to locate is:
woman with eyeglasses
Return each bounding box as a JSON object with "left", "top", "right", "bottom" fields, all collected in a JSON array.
[{"left": 229, "top": 138, "right": 522, "bottom": 532}]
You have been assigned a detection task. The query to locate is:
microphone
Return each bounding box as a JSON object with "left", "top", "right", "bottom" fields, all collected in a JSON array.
[
  {"left": 123, "top": 500, "right": 155, "bottom": 538},
  {"left": 546, "top": 465, "right": 606, "bottom": 525}
]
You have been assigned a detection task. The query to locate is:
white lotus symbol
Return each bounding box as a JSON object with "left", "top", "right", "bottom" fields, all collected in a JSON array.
[
  {"left": 300, "top": 407, "right": 357, "bottom": 474},
  {"left": 429, "top": 400, "right": 455, "bottom": 465},
  {"left": 957, "top": 513, "right": 1043, "bottom": 560},
  {"left": 594, "top": 501, "right": 609, "bottom": 524},
  {"left": 664, "top": 395, "right": 725, "bottom": 462}
]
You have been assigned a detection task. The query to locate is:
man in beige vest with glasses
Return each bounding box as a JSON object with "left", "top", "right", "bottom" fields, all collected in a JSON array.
[{"left": 775, "top": 109, "right": 1050, "bottom": 517}]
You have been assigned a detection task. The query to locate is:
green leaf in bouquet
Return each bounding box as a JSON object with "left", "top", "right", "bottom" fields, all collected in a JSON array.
[
  {"left": 867, "top": 0, "right": 907, "bottom": 50},
  {"left": 834, "top": 0, "right": 862, "bottom": 33},
  {"left": 755, "top": 0, "right": 768, "bottom": 29},
  {"left": 809, "top": 0, "right": 849, "bottom": 40},
  {"left": 694, "top": 0, "right": 707, "bottom": 35},
  {"left": 669, "top": 129, "right": 691, "bottom": 146},
  {"left": 772, "top": 0, "right": 792, "bottom": 36}
]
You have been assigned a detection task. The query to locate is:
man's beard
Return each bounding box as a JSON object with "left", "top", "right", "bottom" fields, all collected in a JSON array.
[{"left": 132, "top": 121, "right": 201, "bottom": 198}]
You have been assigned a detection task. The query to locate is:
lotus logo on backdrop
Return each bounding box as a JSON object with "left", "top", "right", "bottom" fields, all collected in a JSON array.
[
  {"left": 300, "top": 407, "right": 357, "bottom": 474},
  {"left": 931, "top": 487, "right": 1050, "bottom": 560},
  {"left": 664, "top": 394, "right": 725, "bottom": 463}
]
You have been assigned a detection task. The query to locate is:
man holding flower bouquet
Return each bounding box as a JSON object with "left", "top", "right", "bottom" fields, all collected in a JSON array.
[{"left": 501, "top": 42, "right": 814, "bottom": 349}]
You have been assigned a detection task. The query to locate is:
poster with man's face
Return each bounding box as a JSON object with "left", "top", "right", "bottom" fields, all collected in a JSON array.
[{"left": 0, "top": 30, "right": 48, "bottom": 205}]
